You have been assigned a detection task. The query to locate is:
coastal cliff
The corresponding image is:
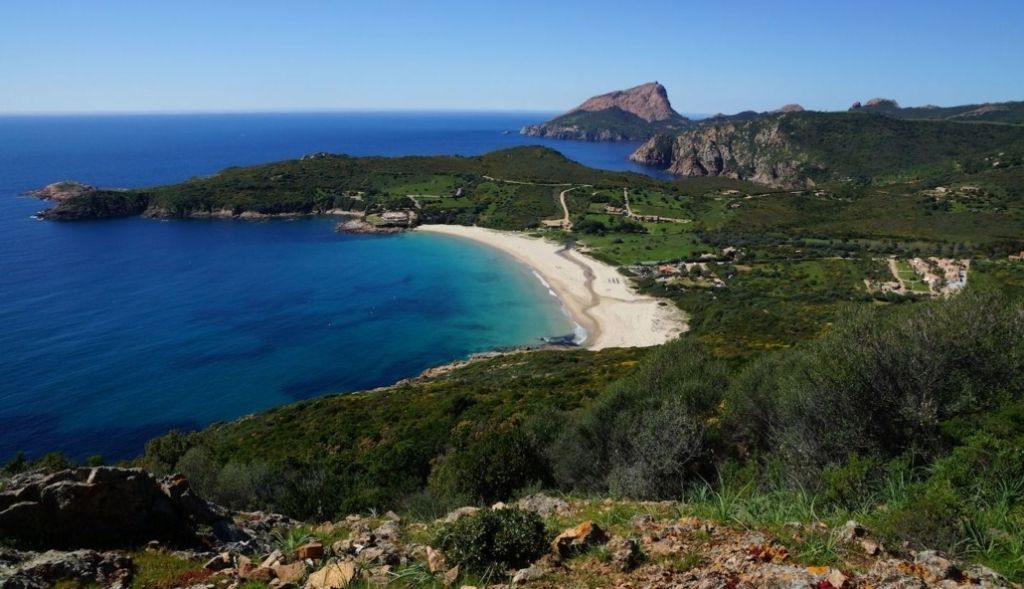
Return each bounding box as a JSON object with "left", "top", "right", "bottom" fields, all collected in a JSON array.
[
  {"left": 629, "top": 110, "right": 1024, "bottom": 186},
  {"left": 522, "top": 82, "right": 691, "bottom": 141},
  {"left": 629, "top": 114, "right": 813, "bottom": 187}
]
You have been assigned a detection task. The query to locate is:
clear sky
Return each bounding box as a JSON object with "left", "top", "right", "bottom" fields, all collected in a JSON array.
[{"left": 2, "top": 0, "right": 1022, "bottom": 114}]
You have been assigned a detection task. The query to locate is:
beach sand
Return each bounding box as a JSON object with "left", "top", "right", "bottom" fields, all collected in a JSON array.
[{"left": 416, "top": 225, "right": 688, "bottom": 350}]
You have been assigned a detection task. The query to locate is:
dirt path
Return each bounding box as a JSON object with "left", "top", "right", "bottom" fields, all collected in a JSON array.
[
  {"left": 888, "top": 257, "right": 907, "bottom": 293},
  {"left": 405, "top": 194, "right": 446, "bottom": 210},
  {"left": 481, "top": 175, "right": 571, "bottom": 187},
  {"left": 623, "top": 187, "right": 634, "bottom": 216},
  {"left": 558, "top": 186, "right": 584, "bottom": 230}
]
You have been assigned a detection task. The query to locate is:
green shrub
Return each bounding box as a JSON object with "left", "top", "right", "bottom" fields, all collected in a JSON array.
[
  {"left": 214, "top": 461, "right": 274, "bottom": 509},
  {"left": 429, "top": 426, "right": 548, "bottom": 504},
  {"left": 873, "top": 481, "right": 965, "bottom": 553},
  {"left": 2, "top": 452, "right": 27, "bottom": 475},
  {"left": 175, "top": 447, "right": 220, "bottom": 499},
  {"left": 549, "top": 339, "right": 727, "bottom": 497},
  {"left": 766, "top": 290, "right": 1024, "bottom": 484},
  {"left": 435, "top": 508, "right": 549, "bottom": 575},
  {"left": 143, "top": 430, "right": 195, "bottom": 475},
  {"left": 822, "top": 453, "right": 877, "bottom": 509},
  {"left": 33, "top": 452, "right": 73, "bottom": 472}
]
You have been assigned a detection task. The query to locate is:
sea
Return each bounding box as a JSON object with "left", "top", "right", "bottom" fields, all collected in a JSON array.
[{"left": 0, "top": 112, "right": 657, "bottom": 461}]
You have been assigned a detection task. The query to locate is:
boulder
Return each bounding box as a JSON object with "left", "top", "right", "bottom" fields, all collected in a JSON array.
[
  {"left": 0, "top": 467, "right": 245, "bottom": 550},
  {"left": 306, "top": 561, "right": 356, "bottom": 589},
  {"left": 237, "top": 555, "right": 255, "bottom": 578},
  {"left": 246, "top": 566, "right": 277, "bottom": 582},
  {"left": 551, "top": 521, "right": 608, "bottom": 557},
  {"left": 860, "top": 538, "right": 881, "bottom": 556},
  {"left": 511, "top": 564, "right": 545, "bottom": 585},
  {"left": 273, "top": 561, "right": 307, "bottom": 584},
  {"left": 296, "top": 542, "right": 324, "bottom": 561},
  {"left": 839, "top": 520, "right": 866, "bottom": 541},
  {"left": 608, "top": 537, "right": 644, "bottom": 572},
  {"left": 426, "top": 547, "right": 446, "bottom": 573},
  {"left": 515, "top": 494, "right": 569, "bottom": 517},
  {"left": 203, "top": 552, "right": 232, "bottom": 571},
  {"left": 9, "top": 550, "right": 133, "bottom": 587},
  {"left": 262, "top": 549, "right": 284, "bottom": 568},
  {"left": 373, "top": 521, "right": 401, "bottom": 541},
  {"left": 913, "top": 550, "right": 961, "bottom": 583},
  {"left": 443, "top": 506, "right": 480, "bottom": 524}
]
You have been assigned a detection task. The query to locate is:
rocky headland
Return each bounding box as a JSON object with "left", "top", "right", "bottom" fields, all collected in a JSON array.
[
  {"left": 27, "top": 181, "right": 98, "bottom": 202},
  {"left": 629, "top": 114, "right": 812, "bottom": 187},
  {"left": 521, "top": 82, "right": 692, "bottom": 141}
]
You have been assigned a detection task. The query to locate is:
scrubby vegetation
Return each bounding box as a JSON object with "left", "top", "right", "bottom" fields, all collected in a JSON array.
[
  {"left": 435, "top": 508, "right": 549, "bottom": 576},
  {"left": 115, "top": 287, "right": 1024, "bottom": 579}
]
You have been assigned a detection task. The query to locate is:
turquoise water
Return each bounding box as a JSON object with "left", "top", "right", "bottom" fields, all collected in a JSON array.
[{"left": 0, "top": 112, "right": 649, "bottom": 460}]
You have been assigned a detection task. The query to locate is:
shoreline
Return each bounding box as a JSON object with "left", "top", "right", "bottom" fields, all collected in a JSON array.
[{"left": 415, "top": 224, "right": 688, "bottom": 350}]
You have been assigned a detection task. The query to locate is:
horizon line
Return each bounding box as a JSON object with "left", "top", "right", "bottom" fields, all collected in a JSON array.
[{"left": 0, "top": 107, "right": 570, "bottom": 117}]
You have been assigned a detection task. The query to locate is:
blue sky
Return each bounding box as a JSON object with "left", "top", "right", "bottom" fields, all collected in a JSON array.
[{"left": 1, "top": 0, "right": 1022, "bottom": 114}]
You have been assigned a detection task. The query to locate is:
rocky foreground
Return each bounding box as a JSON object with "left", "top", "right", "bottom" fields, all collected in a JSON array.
[{"left": 0, "top": 467, "right": 1017, "bottom": 589}]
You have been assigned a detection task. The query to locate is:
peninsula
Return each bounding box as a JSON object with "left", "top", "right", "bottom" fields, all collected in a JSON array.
[{"left": 521, "top": 81, "right": 692, "bottom": 141}]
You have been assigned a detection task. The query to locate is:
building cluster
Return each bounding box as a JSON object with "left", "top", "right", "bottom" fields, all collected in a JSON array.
[
  {"left": 602, "top": 205, "right": 688, "bottom": 224},
  {"left": 627, "top": 248, "right": 741, "bottom": 287},
  {"left": 377, "top": 210, "right": 416, "bottom": 227},
  {"left": 910, "top": 257, "right": 969, "bottom": 292}
]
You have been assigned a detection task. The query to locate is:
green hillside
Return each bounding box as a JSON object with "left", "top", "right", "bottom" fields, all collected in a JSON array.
[
  {"left": 852, "top": 99, "right": 1024, "bottom": 125},
  {"left": 631, "top": 111, "right": 1024, "bottom": 187}
]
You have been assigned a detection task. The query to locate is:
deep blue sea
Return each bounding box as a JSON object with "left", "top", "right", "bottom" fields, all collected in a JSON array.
[{"left": 0, "top": 112, "right": 653, "bottom": 461}]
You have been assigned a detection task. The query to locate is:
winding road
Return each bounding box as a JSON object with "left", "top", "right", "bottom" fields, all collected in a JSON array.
[{"left": 558, "top": 186, "right": 585, "bottom": 230}]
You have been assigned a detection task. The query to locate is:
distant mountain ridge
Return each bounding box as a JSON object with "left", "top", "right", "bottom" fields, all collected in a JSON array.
[
  {"left": 849, "top": 97, "right": 1024, "bottom": 124},
  {"left": 524, "top": 82, "right": 1024, "bottom": 148}
]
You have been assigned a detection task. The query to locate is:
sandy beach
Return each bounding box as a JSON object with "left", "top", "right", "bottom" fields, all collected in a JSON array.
[{"left": 416, "top": 225, "right": 688, "bottom": 350}]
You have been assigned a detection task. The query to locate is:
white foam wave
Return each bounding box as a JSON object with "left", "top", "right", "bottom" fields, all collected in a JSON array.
[{"left": 530, "top": 269, "right": 586, "bottom": 345}]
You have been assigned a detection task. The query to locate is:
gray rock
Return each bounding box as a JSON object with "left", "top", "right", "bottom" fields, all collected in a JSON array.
[
  {"left": 511, "top": 564, "right": 545, "bottom": 585},
  {"left": 0, "top": 574, "right": 46, "bottom": 589},
  {"left": 608, "top": 537, "right": 644, "bottom": 572},
  {"left": 10, "top": 550, "right": 133, "bottom": 587},
  {"left": 0, "top": 467, "right": 244, "bottom": 550},
  {"left": 515, "top": 494, "right": 569, "bottom": 517},
  {"left": 914, "top": 550, "right": 960, "bottom": 582},
  {"left": 839, "top": 520, "right": 866, "bottom": 541},
  {"left": 373, "top": 521, "right": 401, "bottom": 541},
  {"left": 442, "top": 506, "right": 480, "bottom": 524}
]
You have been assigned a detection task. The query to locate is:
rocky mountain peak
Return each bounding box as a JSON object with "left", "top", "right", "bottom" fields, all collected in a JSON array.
[
  {"left": 851, "top": 98, "right": 901, "bottom": 111},
  {"left": 773, "top": 103, "right": 805, "bottom": 113},
  {"left": 574, "top": 82, "right": 680, "bottom": 122},
  {"left": 865, "top": 97, "right": 900, "bottom": 108}
]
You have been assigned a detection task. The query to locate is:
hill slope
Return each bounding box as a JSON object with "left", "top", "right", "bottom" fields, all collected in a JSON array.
[
  {"left": 31, "top": 146, "right": 664, "bottom": 227},
  {"left": 630, "top": 111, "right": 1024, "bottom": 186}
]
